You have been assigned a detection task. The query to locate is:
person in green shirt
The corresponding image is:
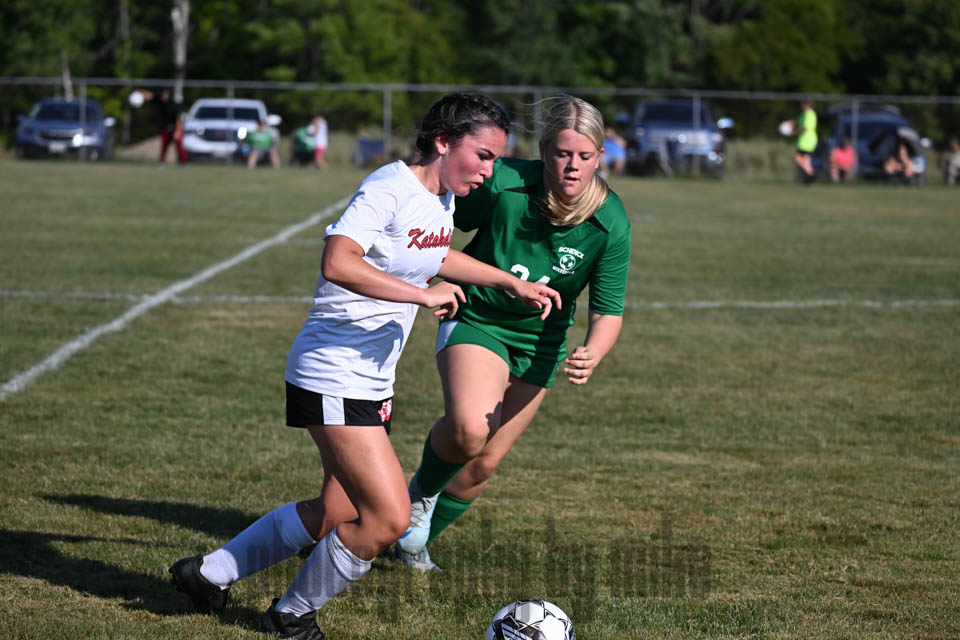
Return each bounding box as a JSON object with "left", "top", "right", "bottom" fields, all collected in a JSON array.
[
  {"left": 291, "top": 124, "right": 316, "bottom": 166},
  {"left": 792, "top": 99, "right": 818, "bottom": 183},
  {"left": 247, "top": 119, "right": 280, "bottom": 169},
  {"left": 395, "top": 96, "right": 631, "bottom": 571}
]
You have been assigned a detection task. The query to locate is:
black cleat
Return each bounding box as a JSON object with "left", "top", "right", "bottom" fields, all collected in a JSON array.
[
  {"left": 262, "top": 598, "right": 327, "bottom": 639},
  {"left": 169, "top": 554, "right": 230, "bottom": 615}
]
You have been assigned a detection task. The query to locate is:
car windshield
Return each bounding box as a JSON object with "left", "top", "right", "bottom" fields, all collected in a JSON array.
[
  {"left": 194, "top": 106, "right": 261, "bottom": 121},
  {"left": 839, "top": 120, "right": 902, "bottom": 142},
  {"left": 638, "top": 102, "right": 714, "bottom": 124},
  {"left": 30, "top": 103, "right": 100, "bottom": 121}
]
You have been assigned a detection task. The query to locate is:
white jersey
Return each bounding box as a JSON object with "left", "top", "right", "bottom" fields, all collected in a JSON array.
[
  {"left": 286, "top": 161, "right": 455, "bottom": 400},
  {"left": 314, "top": 119, "right": 328, "bottom": 149}
]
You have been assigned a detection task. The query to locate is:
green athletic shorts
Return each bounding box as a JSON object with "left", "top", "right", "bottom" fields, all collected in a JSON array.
[{"left": 435, "top": 318, "right": 564, "bottom": 388}]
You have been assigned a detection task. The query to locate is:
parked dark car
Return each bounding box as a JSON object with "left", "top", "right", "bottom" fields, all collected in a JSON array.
[
  {"left": 625, "top": 99, "right": 734, "bottom": 178},
  {"left": 16, "top": 98, "right": 116, "bottom": 160},
  {"left": 819, "top": 103, "right": 929, "bottom": 183}
]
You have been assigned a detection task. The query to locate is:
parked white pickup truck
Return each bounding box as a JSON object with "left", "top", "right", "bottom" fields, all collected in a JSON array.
[{"left": 181, "top": 98, "right": 281, "bottom": 160}]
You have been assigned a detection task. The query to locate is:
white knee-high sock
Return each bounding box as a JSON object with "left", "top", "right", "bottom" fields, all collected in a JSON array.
[
  {"left": 199, "top": 501, "right": 315, "bottom": 588},
  {"left": 274, "top": 528, "right": 372, "bottom": 616}
]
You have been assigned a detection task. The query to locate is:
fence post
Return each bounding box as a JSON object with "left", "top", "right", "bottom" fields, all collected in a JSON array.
[
  {"left": 851, "top": 98, "right": 860, "bottom": 178},
  {"left": 122, "top": 79, "right": 132, "bottom": 147},
  {"left": 383, "top": 87, "right": 392, "bottom": 161},
  {"left": 226, "top": 82, "right": 234, "bottom": 165},
  {"left": 692, "top": 91, "right": 701, "bottom": 174},
  {"left": 79, "top": 83, "right": 87, "bottom": 162}
]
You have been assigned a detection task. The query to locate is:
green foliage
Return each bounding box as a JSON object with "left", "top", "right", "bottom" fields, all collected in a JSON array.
[
  {"left": 705, "top": 0, "right": 853, "bottom": 93},
  {"left": 1, "top": 0, "right": 99, "bottom": 77},
  {"left": 839, "top": 0, "right": 960, "bottom": 97},
  {"left": 2, "top": 0, "right": 960, "bottom": 143},
  {"left": 3, "top": 0, "right": 959, "bottom": 98}
]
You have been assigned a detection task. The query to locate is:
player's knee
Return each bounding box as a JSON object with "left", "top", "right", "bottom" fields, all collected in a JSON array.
[
  {"left": 449, "top": 416, "right": 493, "bottom": 458},
  {"left": 373, "top": 508, "right": 410, "bottom": 549},
  {"left": 469, "top": 455, "right": 501, "bottom": 485},
  {"left": 457, "top": 431, "right": 489, "bottom": 459}
]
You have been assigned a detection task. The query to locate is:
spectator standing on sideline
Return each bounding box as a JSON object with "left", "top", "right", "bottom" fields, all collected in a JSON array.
[
  {"left": 247, "top": 120, "right": 280, "bottom": 169},
  {"left": 292, "top": 122, "right": 317, "bottom": 166},
  {"left": 792, "top": 99, "right": 817, "bottom": 183},
  {"left": 600, "top": 126, "right": 627, "bottom": 178},
  {"left": 940, "top": 136, "right": 960, "bottom": 186},
  {"left": 312, "top": 114, "right": 328, "bottom": 169},
  {"left": 137, "top": 89, "right": 186, "bottom": 166},
  {"left": 829, "top": 138, "right": 856, "bottom": 183}
]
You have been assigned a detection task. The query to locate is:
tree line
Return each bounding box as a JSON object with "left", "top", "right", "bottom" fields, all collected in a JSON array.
[{"left": 2, "top": 0, "right": 959, "bottom": 142}]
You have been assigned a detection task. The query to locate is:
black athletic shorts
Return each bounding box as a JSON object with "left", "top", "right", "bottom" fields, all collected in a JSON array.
[
  {"left": 285, "top": 382, "right": 393, "bottom": 434},
  {"left": 795, "top": 150, "right": 812, "bottom": 157}
]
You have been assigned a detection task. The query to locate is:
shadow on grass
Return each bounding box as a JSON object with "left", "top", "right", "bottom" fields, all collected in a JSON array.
[
  {"left": 10, "top": 494, "right": 274, "bottom": 629},
  {"left": 44, "top": 493, "right": 257, "bottom": 539},
  {"left": 0, "top": 527, "right": 258, "bottom": 627}
]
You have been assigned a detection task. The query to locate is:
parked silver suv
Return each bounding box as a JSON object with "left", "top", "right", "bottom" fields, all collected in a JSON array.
[{"left": 625, "top": 99, "right": 733, "bottom": 178}]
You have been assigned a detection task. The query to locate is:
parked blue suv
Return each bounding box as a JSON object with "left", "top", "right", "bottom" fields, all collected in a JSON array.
[
  {"left": 625, "top": 99, "right": 734, "bottom": 178},
  {"left": 820, "top": 103, "right": 928, "bottom": 183},
  {"left": 16, "top": 98, "right": 116, "bottom": 160}
]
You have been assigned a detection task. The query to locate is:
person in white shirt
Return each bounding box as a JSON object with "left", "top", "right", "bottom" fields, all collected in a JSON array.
[
  {"left": 312, "top": 114, "right": 328, "bottom": 169},
  {"left": 168, "top": 92, "right": 561, "bottom": 639}
]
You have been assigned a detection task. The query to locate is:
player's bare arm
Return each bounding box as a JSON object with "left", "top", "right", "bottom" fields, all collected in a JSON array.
[
  {"left": 563, "top": 312, "right": 623, "bottom": 385},
  {"left": 439, "top": 249, "right": 562, "bottom": 319},
  {"left": 322, "top": 235, "right": 464, "bottom": 316}
]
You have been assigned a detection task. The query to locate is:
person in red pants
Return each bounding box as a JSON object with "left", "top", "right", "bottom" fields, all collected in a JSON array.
[{"left": 138, "top": 89, "right": 186, "bottom": 165}]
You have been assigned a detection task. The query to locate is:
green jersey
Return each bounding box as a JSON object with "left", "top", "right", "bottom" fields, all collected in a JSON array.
[
  {"left": 248, "top": 128, "right": 274, "bottom": 151},
  {"left": 797, "top": 108, "right": 818, "bottom": 152},
  {"left": 294, "top": 126, "right": 315, "bottom": 150},
  {"left": 453, "top": 157, "right": 631, "bottom": 352}
]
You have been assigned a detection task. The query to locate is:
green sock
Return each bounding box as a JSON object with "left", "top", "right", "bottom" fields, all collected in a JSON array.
[
  {"left": 427, "top": 491, "right": 474, "bottom": 545},
  {"left": 414, "top": 433, "right": 466, "bottom": 497}
]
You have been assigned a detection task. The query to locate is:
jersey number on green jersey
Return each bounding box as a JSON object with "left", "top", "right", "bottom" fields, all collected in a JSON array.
[{"left": 510, "top": 263, "right": 551, "bottom": 295}]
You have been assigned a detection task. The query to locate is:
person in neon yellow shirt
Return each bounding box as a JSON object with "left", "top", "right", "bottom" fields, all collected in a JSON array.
[{"left": 792, "top": 99, "right": 817, "bottom": 183}]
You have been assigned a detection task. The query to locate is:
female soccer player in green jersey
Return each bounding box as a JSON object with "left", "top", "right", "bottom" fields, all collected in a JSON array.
[{"left": 396, "top": 96, "right": 631, "bottom": 570}]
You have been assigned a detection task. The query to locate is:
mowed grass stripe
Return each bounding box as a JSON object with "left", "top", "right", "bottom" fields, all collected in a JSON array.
[
  {"left": 3, "top": 287, "right": 958, "bottom": 309},
  {"left": 0, "top": 195, "right": 351, "bottom": 403}
]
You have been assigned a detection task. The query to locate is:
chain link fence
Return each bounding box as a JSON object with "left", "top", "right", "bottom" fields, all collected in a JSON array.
[{"left": 2, "top": 77, "right": 959, "bottom": 183}]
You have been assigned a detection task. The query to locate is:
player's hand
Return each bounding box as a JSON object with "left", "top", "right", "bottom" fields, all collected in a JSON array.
[
  {"left": 509, "top": 280, "right": 562, "bottom": 320},
  {"left": 421, "top": 281, "right": 466, "bottom": 318},
  {"left": 563, "top": 345, "right": 599, "bottom": 385}
]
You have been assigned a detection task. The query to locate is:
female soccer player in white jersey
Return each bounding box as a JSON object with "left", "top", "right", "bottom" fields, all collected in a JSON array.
[
  {"left": 395, "top": 96, "right": 631, "bottom": 571},
  {"left": 167, "top": 92, "right": 560, "bottom": 639}
]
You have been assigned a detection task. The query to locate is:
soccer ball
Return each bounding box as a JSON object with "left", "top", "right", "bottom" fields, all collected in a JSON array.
[
  {"left": 485, "top": 599, "right": 575, "bottom": 640},
  {"left": 128, "top": 91, "right": 145, "bottom": 108}
]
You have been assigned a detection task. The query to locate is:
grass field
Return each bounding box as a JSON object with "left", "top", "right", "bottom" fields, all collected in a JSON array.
[{"left": 1, "top": 157, "right": 958, "bottom": 639}]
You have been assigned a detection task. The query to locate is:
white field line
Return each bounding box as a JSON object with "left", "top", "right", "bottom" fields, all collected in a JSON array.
[
  {"left": 0, "top": 196, "right": 351, "bottom": 403},
  {"left": 0, "top": 290, "right": 314, "bottom": 304},
  {"left": 627, "top": 299, "right": 960, "bottom": 310},
  {"left": 3, "top": 289, "right": 959, "bottom": 310}
]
